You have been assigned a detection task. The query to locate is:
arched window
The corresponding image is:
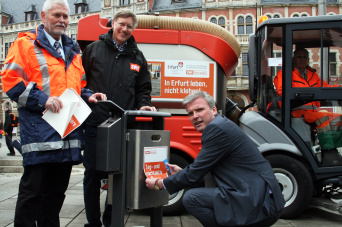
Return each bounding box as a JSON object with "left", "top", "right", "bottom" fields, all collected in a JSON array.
[
  {"left": 246, "top": 16, "right": 253, "bottom": 34},
  {"left": 273, "top": 14, "right": 280, "bottom": 18},
  {"left": 218, "top": 17, "right": 225, "bottom": 28},
  {"left": 266, "top": 14, "right": 272, "bottom": 19},
  {"left": 238, "top": 16, "right": 244, "bottom": 34},
  {"left": 237, "top": 15, "right": 253, "bottom": 34},
  {"left": 293, "top": 14, "right": 300, "bottom": 17},
  {"left": 210, "top": 17, "right": 217, "bottom": 24}
]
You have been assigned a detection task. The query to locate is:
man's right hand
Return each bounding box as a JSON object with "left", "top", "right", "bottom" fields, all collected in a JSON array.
[{"left": 45, "top": 97, "right": 63, "bottom": 113}]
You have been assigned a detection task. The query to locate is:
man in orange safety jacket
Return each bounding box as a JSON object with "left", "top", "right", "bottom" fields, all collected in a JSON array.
[
  {"left": 274, "top": 48, "right": 341, "bottom": 150},
  {"left": 0, "top": 0, "right": 106, "bottom": 226}
]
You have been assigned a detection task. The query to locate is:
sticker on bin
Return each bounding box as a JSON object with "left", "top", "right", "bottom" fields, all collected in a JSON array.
[{"left": 144, "top": 146, "right": 168, "bottom": 179}]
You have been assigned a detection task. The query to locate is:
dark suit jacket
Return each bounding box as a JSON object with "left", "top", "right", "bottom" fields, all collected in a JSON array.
[{"left": 163, "top": 114, "right": 285, "bottom": 226}]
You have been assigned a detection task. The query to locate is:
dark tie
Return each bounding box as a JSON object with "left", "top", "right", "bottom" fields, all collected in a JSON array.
[{"left": 54, "top": 41, "right": 62, "bottom": 55}]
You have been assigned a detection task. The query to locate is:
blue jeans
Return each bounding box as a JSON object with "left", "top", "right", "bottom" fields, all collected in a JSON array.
[{"left": 83, "top": 126, "right": 111, "bottom": 227}]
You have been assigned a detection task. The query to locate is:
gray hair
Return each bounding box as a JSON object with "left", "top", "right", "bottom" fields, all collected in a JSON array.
[
  {"left": 183, "top": 91, "right": 216, "bottom": 109},
  {"left": 42, "top": 0, "right": 70, "bottom": 14},
  {"left": 113, "top": 9, "right": 138, "bottom": 29}
]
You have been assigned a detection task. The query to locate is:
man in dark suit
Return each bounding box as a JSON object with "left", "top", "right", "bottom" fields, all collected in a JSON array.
[{"left": 146, "top": 91, "right": 285, "bottom": 226}]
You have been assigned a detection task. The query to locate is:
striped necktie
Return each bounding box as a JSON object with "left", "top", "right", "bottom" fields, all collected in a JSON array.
[{"left": 54, "top": 41, "right": 62, "bottom": 55}]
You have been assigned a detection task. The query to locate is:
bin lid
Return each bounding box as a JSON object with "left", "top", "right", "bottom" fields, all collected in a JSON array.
[
  {"left": 97, "top": 100, "right": 124, "bottom": 115},
  {"left": 126, "top": 110, "right": 171, "bottom": 117}
]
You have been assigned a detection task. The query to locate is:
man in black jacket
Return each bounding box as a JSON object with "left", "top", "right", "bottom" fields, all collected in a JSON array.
[
  {"left": 81, "top": 9, "right": 156, "bottom": 227},
  {"left": 4, "top": 105, "right": 15, "bottom": 156}
]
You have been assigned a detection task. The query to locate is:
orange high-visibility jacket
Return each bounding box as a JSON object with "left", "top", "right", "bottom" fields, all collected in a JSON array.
[
  {"left": 0, "top": 24, "right": 92, "bottom": 166},
  {"left": 274, "top": 66, "right": 334, "bottom": 109}
]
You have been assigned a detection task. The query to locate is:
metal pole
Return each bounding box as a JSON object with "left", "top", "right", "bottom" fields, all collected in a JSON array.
[{"left": 318, "top": 0, "right": 328, "bottom": 83}]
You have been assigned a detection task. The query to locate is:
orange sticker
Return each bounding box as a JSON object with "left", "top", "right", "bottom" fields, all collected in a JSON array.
[{"left": 130, "top": 63, "right": 141, "bottom": 72}]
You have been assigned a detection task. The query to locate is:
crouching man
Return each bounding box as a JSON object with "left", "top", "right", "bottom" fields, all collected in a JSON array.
[{"left": 146, "top": 91, "right": 285, "bottom": 227}]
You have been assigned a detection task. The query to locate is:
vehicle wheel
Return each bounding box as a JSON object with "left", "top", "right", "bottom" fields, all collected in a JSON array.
[
  {"left": 266, "top": 154, "right": 313, "bottom": 219},
  {"left": 162, "top": 153, "right": 190, "bottom": 216}
]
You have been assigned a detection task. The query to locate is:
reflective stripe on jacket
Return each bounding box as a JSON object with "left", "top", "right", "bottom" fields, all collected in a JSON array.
[{"left": 0, "top": 24, "right": 92, "bottom": 166}]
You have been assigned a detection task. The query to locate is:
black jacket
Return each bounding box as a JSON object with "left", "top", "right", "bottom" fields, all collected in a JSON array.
[
  {"left": 82, "top": 29, "right": 152, "bottom": 126},
  {"left": 4, "top": 110, "right": 13, "bottom": 134}
]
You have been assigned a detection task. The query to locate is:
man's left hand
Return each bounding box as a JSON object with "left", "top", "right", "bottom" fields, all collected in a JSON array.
[{"left": 88, "top": 93, "right": 107, "bottom": 103}]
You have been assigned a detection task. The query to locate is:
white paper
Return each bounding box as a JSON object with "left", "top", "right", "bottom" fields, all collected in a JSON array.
[{"left": 42, "top": 88, "right": 91, "bottom": 138}]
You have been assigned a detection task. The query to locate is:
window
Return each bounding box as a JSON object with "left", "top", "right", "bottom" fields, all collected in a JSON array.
[
  {"left": 271, "top": 52, "right": 282, "bottom": 78},
  {"left": 273, "top": 14, "right": 280, "bottom": 18},
  {"left": 242, "top": 53, "right": 248, "bottom": 76},
  {"left": 24, "top": 4, "right": 37, "bottom": 22},
  {"left": 237, "top": 16, "right": 253, "bottom": 35},
  {"left": 246, "top": 16, "right": 253, "bottom": 34},
  {"left": 329, "top": 52, "right": 337, "bottom": 76},
  {"left": 210, "top": 18, "right": 217, "bottom": 24},
  {"left": 71, "top": 34, "right": 77, "bottom": 42},
  {"left": 74, "top": 0, "right": 88, "bottom": 13},
  {"left": 218, "top": 17, "right": 226, "bottom": 28},
  {"left": 293, "top": 14, "right": 300, "bottom": 17},
  {"left": 172, "top": 0, "right": 187, "bottom": 2},
  {"left": 238, "top": 16, "right": 244, "bottom": 34},
  {"left": 76, "top": 5, "right": 83, "bottom": 14},
  {"left": 120, "top": 0, "right": 130, "bottom": 5},
  {"left": 25, "top": 13, "right": 35, "bottom": 21},
  {"left": 5, "top": 42, "right": 12, "bottom": 57}
]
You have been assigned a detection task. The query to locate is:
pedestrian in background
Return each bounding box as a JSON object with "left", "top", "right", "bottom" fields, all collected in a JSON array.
[{"left": 4, "top": 105, "right": 15, "bottom": 156}]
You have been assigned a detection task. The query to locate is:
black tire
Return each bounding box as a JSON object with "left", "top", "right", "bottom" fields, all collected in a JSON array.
[
  {"left": 266, "top": 154, "right": 313, "bottom": 219},
  {"left": 162, "top": 153, "right": 190, "bottom": 216}
]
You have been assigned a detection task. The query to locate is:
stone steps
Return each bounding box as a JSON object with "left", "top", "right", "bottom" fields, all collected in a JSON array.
[
  {"left": 0, "top": 160, "right": 85, "bottom": 174},
  {"left": 0, "top": 159, "right": 23, "bottom": 173}
]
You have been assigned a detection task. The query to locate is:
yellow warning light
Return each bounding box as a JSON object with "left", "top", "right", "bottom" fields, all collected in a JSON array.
[{"left": 258, "top": 15, "right": 269, "bottom": 25}]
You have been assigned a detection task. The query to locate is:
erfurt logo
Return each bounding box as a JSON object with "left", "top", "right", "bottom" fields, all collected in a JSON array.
[{"left": 130, "top": 63, "right": 140, "bottom": 72}]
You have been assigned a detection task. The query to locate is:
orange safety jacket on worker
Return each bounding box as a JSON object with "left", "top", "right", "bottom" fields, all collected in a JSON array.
[
  {"left": 274, "top": 66, "right": 342, "bottom": 149},
  {"left": 0, "top": 24, "right": 93, "bottom": 166}
]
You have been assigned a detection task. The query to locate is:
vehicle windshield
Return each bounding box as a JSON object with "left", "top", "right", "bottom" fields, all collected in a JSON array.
[{"left": 258, "top": 23, "right": 342, "bottom": 166}]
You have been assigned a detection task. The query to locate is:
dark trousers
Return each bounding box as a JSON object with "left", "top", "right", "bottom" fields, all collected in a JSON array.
[
  {"left": 83, "top": 126, "right": 111, "bottom": 227},
  {"left": 6, "top": 131, "right": 15, "bottom": 154},
  {"left": 14, "top": 162, "right": 72, "bottom": 227},
  {"left": 182, "top": 188, "right": 279, "bottom": 227}
]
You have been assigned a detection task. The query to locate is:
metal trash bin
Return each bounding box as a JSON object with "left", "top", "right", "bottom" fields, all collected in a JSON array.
[{"left": 126, "top": 129, "right": 170, "bottom": 209}]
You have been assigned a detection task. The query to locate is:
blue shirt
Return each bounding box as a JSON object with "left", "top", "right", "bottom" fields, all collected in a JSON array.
[
  {"left": 113, "top": 39, "right": 127, "bottom": 53},
  {"left": 43, "top": 29, "right": 65, "bottom": 60}
]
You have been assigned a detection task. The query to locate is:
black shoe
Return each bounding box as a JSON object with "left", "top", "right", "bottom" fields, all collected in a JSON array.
[{"left": 7, "top": 153, "right": 15, "bottom": 156}]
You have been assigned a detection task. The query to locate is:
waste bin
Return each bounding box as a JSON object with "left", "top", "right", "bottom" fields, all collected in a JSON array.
[
  {"left": 95, "top": 101, "right": 171, "bottom": 227},
  {"left": 126, "top": 129, "right": 170, "bottom": 209}
]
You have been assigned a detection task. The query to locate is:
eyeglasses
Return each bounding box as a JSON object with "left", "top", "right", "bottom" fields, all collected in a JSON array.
[
  {"left": 295, "top": 55, "right": 308, "bottom": 59},
  {"left": 116, "top": 22, "right": 133, "bottom": 30}
]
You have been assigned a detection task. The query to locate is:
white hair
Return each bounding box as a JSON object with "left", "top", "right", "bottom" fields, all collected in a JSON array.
[{"left": 42, "top": 0, "right": 70, "bottom": 14}]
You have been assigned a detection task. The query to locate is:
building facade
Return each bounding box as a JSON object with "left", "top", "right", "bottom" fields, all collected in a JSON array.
[{"left": 1, "top": 0, "right": 342, "bottom": 119}]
